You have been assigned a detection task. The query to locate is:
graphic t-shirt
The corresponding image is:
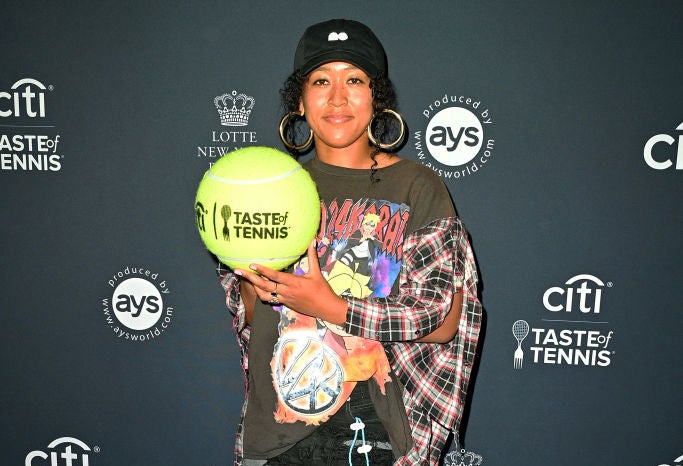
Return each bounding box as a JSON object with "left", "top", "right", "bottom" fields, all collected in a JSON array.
[{"left": 242, "top": 157, "right": 455, "bottom": 459}]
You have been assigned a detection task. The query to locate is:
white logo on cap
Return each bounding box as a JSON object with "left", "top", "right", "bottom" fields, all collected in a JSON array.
[{"left": 328, "top": 32, "right": 348, "bottom": 41}]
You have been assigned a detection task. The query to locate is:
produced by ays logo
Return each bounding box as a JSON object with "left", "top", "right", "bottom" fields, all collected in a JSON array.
[
  {"left": 0, "top": 77, "right": 63, "bottom": 172},
  {"left": 197, "top": 89, "right": 258, "bottom": 166},
  {"left": 101, "top": 266, "right": 174, "bottom": 341},
  {"left": 512, "top": 273, "right": 616, "bottom": 369},
  {"left": 414, "top": 93, "right": 495, "bottom": 179}
]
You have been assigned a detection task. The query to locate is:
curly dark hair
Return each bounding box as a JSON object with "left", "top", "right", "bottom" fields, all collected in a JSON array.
[{"left": 279, "top": 70, "right": 400, "bottom": 182}]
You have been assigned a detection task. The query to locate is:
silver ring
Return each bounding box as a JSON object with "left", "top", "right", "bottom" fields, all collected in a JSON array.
[{"left": 269, "top": 291, "right": 279, "bottom": 305}]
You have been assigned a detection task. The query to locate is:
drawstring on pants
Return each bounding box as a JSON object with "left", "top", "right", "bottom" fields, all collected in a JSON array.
[{"left": 348, "top": 417, "right": 371, "bottom": 466}]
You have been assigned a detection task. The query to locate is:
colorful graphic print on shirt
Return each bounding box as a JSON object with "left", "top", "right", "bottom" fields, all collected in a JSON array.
[{"left": 271, "top": 198, "right": 410, "bottom": 425}]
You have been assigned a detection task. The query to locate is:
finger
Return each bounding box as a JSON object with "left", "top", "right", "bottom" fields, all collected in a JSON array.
[
  {"left": 234, "top": 268, "right": 274, "bottom": 292},
  {"left": 236, "top": 271, "right": 278, "bottom": 303},
  {"left": 247, "top": 263, "right": 285, "bottom": 284},
  {"left": 305, "top": 239, "right": 321, "bottom": 276}
]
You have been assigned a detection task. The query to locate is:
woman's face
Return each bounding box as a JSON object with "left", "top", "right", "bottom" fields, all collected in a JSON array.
[{"left": 299, "top": 61, "right": 373, "bottom": 152}]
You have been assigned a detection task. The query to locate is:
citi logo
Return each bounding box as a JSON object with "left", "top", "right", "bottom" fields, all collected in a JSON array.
[
  {"left": 25, "top": 436, "right": 96, "bottom": 466},
  {"left": 644, "top": 122, "right": 682, "bottom": 170},
  {"left": 543, "top": 274, "right": 611, "bottom": 314},
  {"left": 0, "top": 78, "right": 49, "bottom": 118},
  {"left": 658, "top": 453, "right": 683, "bottom": 466}
]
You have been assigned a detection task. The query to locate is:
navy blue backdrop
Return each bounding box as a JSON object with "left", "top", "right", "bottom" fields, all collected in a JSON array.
[{"left": 1, "top": 1, "right": 681, "bottom": 465}]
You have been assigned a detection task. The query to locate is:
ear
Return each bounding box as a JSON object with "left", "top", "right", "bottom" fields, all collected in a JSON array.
[{"left": 298, "top": 99, "right": 304, "bottom": 116}]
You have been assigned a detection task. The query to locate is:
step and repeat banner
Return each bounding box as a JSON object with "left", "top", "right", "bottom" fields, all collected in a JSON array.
[{"left": 2, "top": 1, "right": 681, "bottom": 465}]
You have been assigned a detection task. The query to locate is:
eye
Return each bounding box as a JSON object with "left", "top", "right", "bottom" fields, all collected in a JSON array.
[
  {"left": 348, "top": 77, "right": 365, "bottom": 85},
  {"left": 307, "top": 74, "right": 329, "bottom": 86}
]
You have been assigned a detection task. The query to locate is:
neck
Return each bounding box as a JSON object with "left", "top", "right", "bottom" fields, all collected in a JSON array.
[
  {"left": 315, "top": 139, "right": 376, "bottom": 169},
  {"left": 315, "top": 140, "right": 397, "bottom": 170}
]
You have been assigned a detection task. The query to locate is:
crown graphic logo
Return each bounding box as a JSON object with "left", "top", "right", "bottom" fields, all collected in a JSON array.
[
  {"left": 443, "top": 449, "right": 484, "bottom": 466},
  {"left": 214, "top": 90, "right": 255, "bottom": 126}
]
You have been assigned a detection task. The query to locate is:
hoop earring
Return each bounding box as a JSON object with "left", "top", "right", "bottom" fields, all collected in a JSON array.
[
  {"left": 367, "top": 109, "right": 406, "bottom": 150},
  {"left": 279, "top": 111, "right": 313, "bottom": 152}
]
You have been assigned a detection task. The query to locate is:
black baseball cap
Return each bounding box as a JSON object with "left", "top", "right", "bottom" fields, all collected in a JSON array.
[{"left": 293, "top": 19, "right": 388, "bottom": 78}]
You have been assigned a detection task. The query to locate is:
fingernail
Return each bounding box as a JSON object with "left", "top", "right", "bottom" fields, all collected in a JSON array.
[{"left": 249, "top": 264, "right": 257, "bottom": 270}]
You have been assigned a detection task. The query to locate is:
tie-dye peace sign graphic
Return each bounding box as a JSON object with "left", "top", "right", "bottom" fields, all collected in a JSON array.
[{"left": 272, "top": 334, "right": 345, "bottom": 420}]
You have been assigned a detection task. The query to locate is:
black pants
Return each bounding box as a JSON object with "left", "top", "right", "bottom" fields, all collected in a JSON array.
[{"left": 265, "top": 381, "right": 395, "bottom": 466}]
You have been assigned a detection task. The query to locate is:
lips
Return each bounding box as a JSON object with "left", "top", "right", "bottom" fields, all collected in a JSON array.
[{"left": 323, "top": 113, "right": 353, "bottom": 124}]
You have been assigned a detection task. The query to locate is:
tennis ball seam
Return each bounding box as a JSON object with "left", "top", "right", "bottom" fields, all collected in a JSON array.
[
  {"left": 216, "top": 253, "right": 303, "bottom": 264},
  {"left": 207, "top": 165, "right": 302, "bottom": 185}
]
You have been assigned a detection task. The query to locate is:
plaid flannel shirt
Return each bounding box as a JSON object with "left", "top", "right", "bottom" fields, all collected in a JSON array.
[{"left": 219, "top": 216, "right": 482, "bottom": 465}]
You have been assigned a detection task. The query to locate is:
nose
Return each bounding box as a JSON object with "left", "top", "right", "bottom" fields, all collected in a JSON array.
[{"left": 328, "top": 82, "right": 348, "bottom": 107}]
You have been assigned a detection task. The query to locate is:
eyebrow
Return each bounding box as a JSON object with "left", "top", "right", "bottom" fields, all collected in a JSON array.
[{"left": 312, "top": 63, "right": 361, "bottom": 72}]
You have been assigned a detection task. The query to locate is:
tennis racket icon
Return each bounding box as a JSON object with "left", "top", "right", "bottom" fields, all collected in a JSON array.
[{"left": 512, "top": 320, "right": 530, "bottom": 369}]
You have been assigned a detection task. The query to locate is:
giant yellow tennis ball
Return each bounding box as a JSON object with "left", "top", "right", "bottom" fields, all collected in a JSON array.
[{"left": 194, "top": 146, "right": 320, "bottom": 271}]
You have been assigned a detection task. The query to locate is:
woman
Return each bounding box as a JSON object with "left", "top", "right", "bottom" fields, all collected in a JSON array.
[{"left": 220, "top": 18, "right": 482, "bottom": 466}]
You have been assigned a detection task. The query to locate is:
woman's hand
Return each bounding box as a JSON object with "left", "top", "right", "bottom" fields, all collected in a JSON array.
[
  {"left": 235, "top": 239, "right": 462, "bottom": 343},
  {"left": 234, "top": 240, "right": 348, "bottom": 325}
]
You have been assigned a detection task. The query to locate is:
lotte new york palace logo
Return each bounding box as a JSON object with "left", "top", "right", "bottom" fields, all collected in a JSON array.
[
  {"left": 197, "top": 90, "right": 258, "bottom": 165},
  {"left": 414, "top": 93, "right": 495, "bottom": 179}
]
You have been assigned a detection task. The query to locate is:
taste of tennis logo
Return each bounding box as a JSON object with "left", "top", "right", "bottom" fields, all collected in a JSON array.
[
  {"left": 0, "top": 77, "right": 63, "bottom": 172},
  {"left": 196, "top": 89, "right": 258, "bottom": 165},
  {"left": 512, "top": 274, "right": 616, "bottom": 368},
  {"left": 414, "top": 93, "right": 495, "bottom": 179},
  {"left": 101, "top": 266, "right": 175, "bottom": 341},
  {"left": 195, "top": 202, "right": 291, "bottom": 242}
]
